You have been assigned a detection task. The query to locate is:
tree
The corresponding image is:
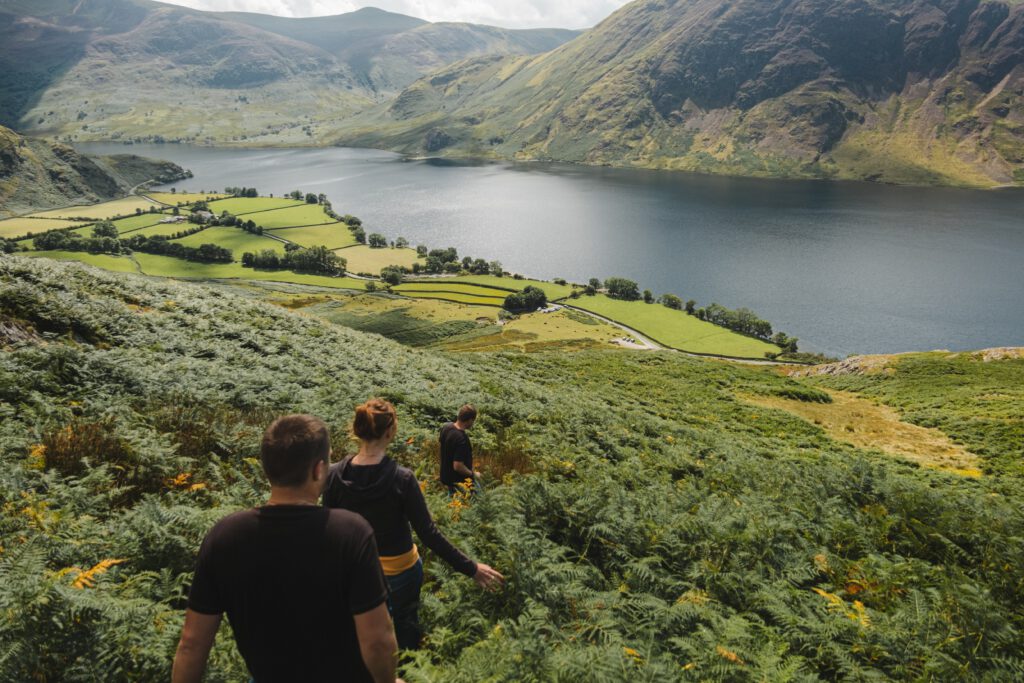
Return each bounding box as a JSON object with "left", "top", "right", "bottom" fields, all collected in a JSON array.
[
  {"left": 380, "top": 266, "right": 403, "bottom": 286},
  {"left": 470, "top": 259, "right": 489, "bottom": 275},
  {"left": 661, "top": 293, "right": 683, "bottom": 310},
  {"left": 342, "top": 214, "right": 362, "bottom": 227},
  {"left": 92, "top": 221, "right": 118, "bottom": 239},
  {"left": 604, "top": 277, "right": 641, "bottom": 301},
  {"left": 685, "top": 300, "right": 696, "bottom": 315},
  {"left": 395, "top": 237, "right": 409, "bottom": 249},
  {"left": 289, "top": 190, "right": 304, "bottom": 200},
  {"left": 416, "top": 245, "right": 428, "bottom": 257},
  {"left": 368, "top": 233, "right": 387, "bottom": 248},
  {"left": 352, "top": 227, "right": 366, "bottom": 244},
  {"left": 503, "top": 286, "right": 547, "bottom": 313},
  {"left": 364, "top": 280, "right": 378, "bottom": 292},
  {"left": 588, "top": 278, "right": 602, "bottom": 291},
  {"left": 643, "top": 289, "right": 654, "bottom": 304},
  {"left": 305, "top": 193, "right": 318, "bottom": 204},
  {"left": 489, "top": 261, "right": 503, "bottom": 277}
]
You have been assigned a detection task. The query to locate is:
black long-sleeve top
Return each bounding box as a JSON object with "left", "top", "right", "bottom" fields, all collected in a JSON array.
[{"left": 322, "top": 456, "right": 477, "bottom": 577}]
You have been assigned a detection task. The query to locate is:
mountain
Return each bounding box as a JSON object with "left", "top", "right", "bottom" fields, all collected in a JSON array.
[
  {"left": 0, "top": 2, "right": 577, "bottom": 144},
  {"left": 0, "top": 124, "right": 186, "bottom": 216},
  {"left": 333, "top": 0, "right": 1024, "bottom": 187}
]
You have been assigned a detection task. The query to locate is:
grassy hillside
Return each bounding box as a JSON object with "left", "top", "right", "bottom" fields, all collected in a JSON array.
[
  {"left": 0, "top": 125, "right": 187, "bottom": 216},
  {"left": 333, "top": 0, "right": 1024, "bottom": 188},
  {"left": 0, "top": 256, "right": 1021, "bottom": 680}
]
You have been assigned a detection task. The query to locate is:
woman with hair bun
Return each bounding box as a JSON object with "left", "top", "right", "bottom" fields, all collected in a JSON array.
[{"left": 323, "top": 398, "right": 504, "bottom": 650}]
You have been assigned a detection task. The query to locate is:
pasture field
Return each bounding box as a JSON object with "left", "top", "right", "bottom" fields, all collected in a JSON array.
[
  {"left": 409, "top": 274, "right": 576, "bottom": 300},
  {"left": 132, "top": 253, "right": 367, "bottom": 290},
  {"left": 570, "top": 294, "right": 780, "bottom": 359},
  {"left": 268, "top": 223, "right": 356, "bottom": 249},
  {"left": 336, "top": 245, "right": 423, "bottom": 273},
  {"left": 28, "top": 197, "right": 159, "bottom": 220},
  {"left": 172, "top": 226, "right": 287, "bottom": 256},
  {"left": 393, "top": 290, "right": 505, "bottom": 307},
  {"left": 206, "top": 197, "right": 303, "bottom": 215},
  {"left": 111, "top": 213, "right": 173, "bottom": 234},
  {"left": 246, "top": 204, "right": 335, "bottom": 229},
  {"left": 21, "top": 250, "right": 139, "bottom": 273},
  {"left": 393, "top": 282, "right": 511, "bottom": 299},
  {"left": 127, "top": 223, "right": 200, "bottom": 239},
  {"left": 0, "top": 217, "right": 87, "bottom": 238},
  {"left": 445, "top": 308, "right": 623, "bottom": 353},
  {"left": 144, "top": 192, "right": 228, "bottom": 206}
]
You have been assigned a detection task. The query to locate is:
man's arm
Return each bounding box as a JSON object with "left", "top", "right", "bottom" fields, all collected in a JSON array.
[
  {"left": 354, "top": 603, "right": 398, "bottom": 683},
  {"left": 451, "top": 433, "right": 478, "bottom": 479},
  {"left": 171, "top": 609, "right": 222, "bottom": 683}
]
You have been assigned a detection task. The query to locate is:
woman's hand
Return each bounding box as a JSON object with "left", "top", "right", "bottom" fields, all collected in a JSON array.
[{"left": 472, "top": 563, "right": 505, "bottom": 591}]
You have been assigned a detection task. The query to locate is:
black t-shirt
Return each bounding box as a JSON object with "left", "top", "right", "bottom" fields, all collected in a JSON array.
[
  {"left": 187, "top": 505, "right": 388, "bottom": 683},
  {"left": 439, "top": 422, "right": 472, "bottom": 487}
]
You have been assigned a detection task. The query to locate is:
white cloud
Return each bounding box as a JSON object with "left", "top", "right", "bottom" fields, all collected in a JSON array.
[{"left": 155, "top": 0, "right": 631, "bottom": 29}]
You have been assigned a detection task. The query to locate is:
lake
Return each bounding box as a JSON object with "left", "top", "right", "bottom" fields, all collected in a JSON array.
[{"left": 80, "top": 144, "right": 1024, "bottom": 357}]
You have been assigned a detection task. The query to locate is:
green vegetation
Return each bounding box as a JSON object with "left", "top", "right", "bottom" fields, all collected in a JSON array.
[
  {"left": 1, "top": 256, "right": 1022, "bottom": 681},
  {"left": 174, "top": 226, "right": 287, "bottom": 256},
  {"left": 206, "top": 197, "right": 304, "bottom": 216},
  {"left": 410, "top": 274, "right": 575, "bottom": 300},
  {"left": 801, "top": 351, "right": 1024, "bottom": 477},
  {"left": 335, "top": 244, "right": 424, "bottom": 274},
  {"left": 130, "top": 253, "right": 366, "bottom": 290},
  {"left": 503, "top": 285, "right": 547, "bottom": 313},
  {"left": 241, "top": 203, "right": 335, "bottom": 229},
  {"left": 395, "top": 290, "right": 506, "bottom": 306},
  {"left": 0, "top": 217, "right": 87, "bottom": 239},
  {"left": 268, "top": 223, "right": 358, "bottom": 249},
  {"left": 393, "top": 282, "right": 511, "bottom": 299},
  {"left": 110, "top": 213, "right": 173, "bottom": 234},
  {"left": 144, "top": 192, "right": 228, "bottom": 206},
  {"left": 28, "top": 197, "right": 161, "bottom": 221},
  {"left": 571, "top": 294, "right": 780, "bottom": 359},
  {"left": 20, "top": 250, "right": 140, "bottom": 273}
]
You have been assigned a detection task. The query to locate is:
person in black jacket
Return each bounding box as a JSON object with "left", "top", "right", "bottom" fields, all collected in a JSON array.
[{"left": 323, "top": 398, "right": 505, "bottom": 650}]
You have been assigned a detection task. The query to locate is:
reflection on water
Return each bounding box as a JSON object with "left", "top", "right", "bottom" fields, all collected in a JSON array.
[{"left": 78, "top": 143, "right": 1024, "bottom": 356}]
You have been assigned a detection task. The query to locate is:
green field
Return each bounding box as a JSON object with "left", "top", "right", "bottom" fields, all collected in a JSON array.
[
  {"left": 335, "top": 245, "right": 423, "bottom": 273},
  {"left": 245, "top": 204, "right": 335, "bottom": 229},
  {"left": 21, "top": 250, "right": 140, "bottom": 273},
  {"left": 0, "top": 217, "right": 87, "bottom": 238},
  {"left": 132, "top": 253, "right": 367, "bottom": 290},
  {"left": 172, "top": 226, "right": 287, "bottom": 256},
  {"left": 393, "top": 281, "right": 510, "bottom": 300},
  {"left": 268, "top": 223, "right": 357, "bottom": 249},
  {"left": 570, "top": 294, "right": 780, "bottom": 358},
  {"left": 409, "top": 274, "right": 576, "bottom": 300},
  {"left": 127, "top": 223, "right": 199, "bottom": 239},
  {"left": 28, "top": 197, "right": 159, "bottom": 220},
  {"left": 206, "top": 197, "right": 304, "bottom": 215},
  {"left": 394, "top": 290, "right": 505, "bottom": 306},
  {"left": 144, "top": 192, "right": 227, "bottom": 206},
  {"left": 111, "top": 213, "right": 172, "bottom": 234}
]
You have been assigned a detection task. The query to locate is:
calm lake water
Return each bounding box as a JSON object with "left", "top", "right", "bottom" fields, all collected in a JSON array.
[{"left": 80, "top": 144, "right": 1024, "bottom": 357}]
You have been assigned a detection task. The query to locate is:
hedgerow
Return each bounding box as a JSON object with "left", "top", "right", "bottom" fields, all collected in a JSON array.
[{"left": 1, "top": 254, "right": 1022, "bottom": 681}]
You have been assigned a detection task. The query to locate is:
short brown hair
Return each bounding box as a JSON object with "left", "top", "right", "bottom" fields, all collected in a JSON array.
[
  {"left": 457, "top": 404, "right": 477, "bottom": 422},
  {"left": 352, "top": 398, "right": 397, "bottom": 441},
  {"left": 260, "top": 415, "right": 331, "bottom": 487}
]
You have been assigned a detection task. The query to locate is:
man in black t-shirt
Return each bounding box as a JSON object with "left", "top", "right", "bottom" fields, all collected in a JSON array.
[
  {"left": 172, "top": 415, "right": 402, "bottom": 683},
  {"left": 439, "top": 404, "right": 479, "bottom": 494}
]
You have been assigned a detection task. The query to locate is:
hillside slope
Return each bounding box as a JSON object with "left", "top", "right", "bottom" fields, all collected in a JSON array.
[
  {"left": 334, "top": 0, "right": 1024, "bottom": 187},
  {"left": 1, "top": 255, "right": 1021, "bottom": 680},
  {"left": 0, "top": 125, "right": 186, "bottom": 216},
  {"left": 0, "top": 2, "right": 577, "bottom": 144}
]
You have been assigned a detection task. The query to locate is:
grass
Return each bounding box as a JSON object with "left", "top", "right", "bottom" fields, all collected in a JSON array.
[
  {"left": 409, "top": 274, "right": 576, "bottom": 300},
  {"left": 28, "top": 197, "right": 160, "bottom": 220},
  {"left": 233, "top": 204, "right": 332, "bottom": 229},
  {"left": 132, "top": 253, "right": 367, "bottom": 290},
  {"left": 0, "top": 217, "right": 88, "bottom": 238},
  {"left": 19, "top": 250, "right": 139, "bottom": 273},
  {"left": 393, "top": 290, "right": 506, "bottom": 307},
  {"left": 206, "top": 197, "right": 304, "bottom": 215},
  {"left": 334, "top": 245, "right": 423, "bottom": 273},
  {"left": 743, "top": 390, "right": 981, "bottom": 476},
  {"left": 172, "top": 226, "right": 287, "bottom": 256},
  {"left": 143, "top": 192, "right": 228, "bottom": 206},
  {"left": 444, "top": 308, "right": 623, "bottom": 353},
  {"left": 569, "top": 294, "right": 781, "bottom": 359},
  {"left": 111, "top": 213, "right": 173, "bottom": 234},
  {"left": 267, "top": 223, "right": 357, "bottom": 249},
  {"left": 799, "top": 351, "right": 1024, "bottom": 476},
  {"left": 127, "top": 223, "right": 203, "bottom": 239},
  {"left": 393, "top": 282, "right": 513, "bottom": 299}
]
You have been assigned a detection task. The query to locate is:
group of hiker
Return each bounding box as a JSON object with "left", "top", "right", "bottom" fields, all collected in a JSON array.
[{"left": 171, "top": 402, "right": 504, "bottom": 683}]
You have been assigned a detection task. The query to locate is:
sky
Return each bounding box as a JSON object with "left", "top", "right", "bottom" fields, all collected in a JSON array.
[{"left": 155, "top": 0, "right": 632, "bottom": 29}]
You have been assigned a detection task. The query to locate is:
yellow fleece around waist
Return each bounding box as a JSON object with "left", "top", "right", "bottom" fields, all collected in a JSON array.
[{"left": 379, "top": 545, "right": 420, "bottom": 576}]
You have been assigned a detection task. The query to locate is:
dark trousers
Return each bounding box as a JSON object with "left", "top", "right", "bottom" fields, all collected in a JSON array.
[{"left": 386, "top": 559, "right": 424, "bottom": 650}]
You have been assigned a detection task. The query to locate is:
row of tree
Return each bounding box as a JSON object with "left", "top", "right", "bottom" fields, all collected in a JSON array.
[
  {"left": 123, "top": 235, "right": 232, "bottom": 264},
  {"left": 241, "top": 246, "right": 346, "bottom": 276},
  {"left": 503, "top": 286, "right": 548, "bottom": 313}
]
